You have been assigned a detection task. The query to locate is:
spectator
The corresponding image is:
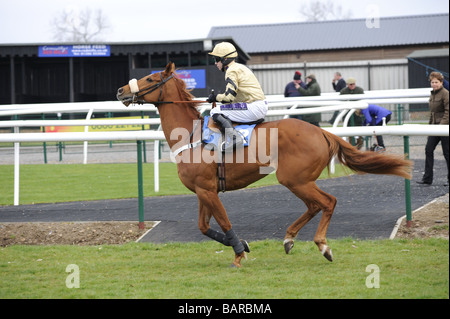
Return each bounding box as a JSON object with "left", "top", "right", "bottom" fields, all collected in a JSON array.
[
  {"left": 339, "top": 77, "right": 365, "bottom": 147},
  {"left": 284, "top": 71, "right": 307, "bottom": 120},
  {"left": 284, "top": 71, "right": 307, "bottom": 97},
  {"left": 329, "top": 77, "right": 365, "bottom": 125},
  {"left": 339, "top": 77, "right": 364, "bottom": 95},
  {"left": 355, "top": 104, "right": 392, "bottom": 152},
  {"left": 332, "top": 72, "right": 346, "bottom": 92},
  {"left": 295, "top": 74, "right": 321, "bottom": 126},
  {"left": 417, "top": 71, "right": 449, "bottom": 186}
]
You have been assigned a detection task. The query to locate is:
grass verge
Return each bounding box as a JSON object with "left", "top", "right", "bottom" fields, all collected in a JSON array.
[{"left": 0, "top": 238, "right": 447, "bottom": 299}]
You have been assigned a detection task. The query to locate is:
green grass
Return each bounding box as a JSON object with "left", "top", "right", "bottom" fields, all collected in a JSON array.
[
  {"left": 0, "top": 163, "right": 350, "bottom": 206},
  {"left": 0, "top": 238, "right": 448, "bottom": 299}
]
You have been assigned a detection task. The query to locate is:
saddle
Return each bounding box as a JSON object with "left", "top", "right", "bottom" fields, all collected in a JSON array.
[
  {"left": 202, "top": 116, "right": 263, "bottom": 193},
  {"left": 202, "top": 116, "right": 262, "bottom": 151}
]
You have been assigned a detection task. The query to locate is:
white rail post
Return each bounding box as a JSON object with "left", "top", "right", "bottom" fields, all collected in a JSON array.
[
  {"left": 154, "top": 140, "right": 160, "bottom": 193},
  {"left": 83, "top": 108, "right": 94, "bottom": 164},
  {"left": 14, "top": 126, "right": 20, "bottom": 206}
]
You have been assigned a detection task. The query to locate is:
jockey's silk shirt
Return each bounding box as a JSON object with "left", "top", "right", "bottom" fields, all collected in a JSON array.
[{"left": 216, "top": 62, "right": 265, "bottom": 104}]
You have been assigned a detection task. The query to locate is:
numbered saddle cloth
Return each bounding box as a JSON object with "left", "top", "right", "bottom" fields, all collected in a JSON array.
[{"left": 202, "top": 116, "right": 257, "bottom": 149}]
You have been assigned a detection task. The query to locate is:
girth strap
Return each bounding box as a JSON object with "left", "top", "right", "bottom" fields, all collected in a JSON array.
[{"left": 218, "top": 152, "right": 226, "bottom": 193}]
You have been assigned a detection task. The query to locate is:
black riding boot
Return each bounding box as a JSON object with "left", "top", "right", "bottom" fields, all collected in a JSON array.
[{"left": 212, "top": 114, "right": 244, "bottom": 152}]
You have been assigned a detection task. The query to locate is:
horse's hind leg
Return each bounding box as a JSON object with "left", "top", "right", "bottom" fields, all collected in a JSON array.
[{"left": 283, "top": 182, "right": 336, "bottom": 261}]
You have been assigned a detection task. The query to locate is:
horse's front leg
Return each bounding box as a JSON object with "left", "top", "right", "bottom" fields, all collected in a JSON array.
[{"left": 197, "top": 191, "right": 249, "bottom": 267}]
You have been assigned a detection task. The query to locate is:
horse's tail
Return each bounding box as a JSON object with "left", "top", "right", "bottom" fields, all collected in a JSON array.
[{"left": 321, "top": 129, "right": 412, "bottom": 179}]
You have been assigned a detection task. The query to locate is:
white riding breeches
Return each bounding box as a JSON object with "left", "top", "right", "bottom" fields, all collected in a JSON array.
[{"left": 210, "top": 100, "right": 268, "bottom": 123}]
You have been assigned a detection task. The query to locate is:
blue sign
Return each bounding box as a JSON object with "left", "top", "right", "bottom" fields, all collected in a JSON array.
[
  {"left": 176, "top": 69, "right": 206, "bottom": 89},
  {"left": 152, "top": 69, "right": 206, "bottom": 89},
  {"left": 38, "top": 45, "right": 110, "bottom": 57}
]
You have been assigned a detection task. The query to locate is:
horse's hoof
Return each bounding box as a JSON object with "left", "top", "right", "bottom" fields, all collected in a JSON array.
[
  {"left": 230, "top": 251, "right": 245, "bottom": 268},
  {"left": 240, "top": 239, "right": 250, "bottom": 253},
  {"left": 321, "top": 245, "right": 333, "bottom": 262},
  {"left": 283, "top": 239, "right": 294, "bottom": 254}
]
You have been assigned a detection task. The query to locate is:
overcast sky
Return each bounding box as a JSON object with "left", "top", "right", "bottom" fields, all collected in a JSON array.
[{"left": 0, "top": 0, "right": 448, "bottom": 44}]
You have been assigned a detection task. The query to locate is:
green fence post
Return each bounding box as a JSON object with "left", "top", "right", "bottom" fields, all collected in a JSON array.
[
  {"left": 137, "top": 140, "right": 145, "bottom": 229},
  {"left": 141, "top": 111, "right": 147, "bottom": 163},
  {"left": 403, "top": 136, "right": 412, "bottom": 227}
]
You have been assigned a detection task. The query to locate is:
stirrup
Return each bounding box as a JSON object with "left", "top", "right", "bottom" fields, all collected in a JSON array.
[{"left": 221, "top": 134, "right": 244, "bottom": 152}]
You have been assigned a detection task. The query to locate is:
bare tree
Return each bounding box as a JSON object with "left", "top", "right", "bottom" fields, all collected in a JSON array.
[
  {"left": 51, "top": 7, "right": 110, "bottom": 42},
  {"left": 299, "top": 0, "right": 353, "bottom": 21}
]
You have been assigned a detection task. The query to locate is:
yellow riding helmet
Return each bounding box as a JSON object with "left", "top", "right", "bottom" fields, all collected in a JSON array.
[{"left": 208, "top": 42, "right": 238, "bottom": 59}]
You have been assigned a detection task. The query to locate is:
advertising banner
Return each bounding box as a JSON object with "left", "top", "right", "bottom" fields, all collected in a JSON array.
[
  {"left": 38, "top": 45, "right": 111, "bottom": 57},
  {"left": 152, "top": 69, "right": 206, "bottom": 90},
  {"left": 42, "top": 116, "right": 150, "bottom": 133}
]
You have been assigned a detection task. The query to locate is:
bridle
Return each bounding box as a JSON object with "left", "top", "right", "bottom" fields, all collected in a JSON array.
[
  {"left": 127, "top": 72, "right": 206, "bottom": 106},
  {"left": 125, "top": 71, "right": 206, "bottom": 157},
  {"left": 128, "top": 72, "right": 175, "bottom": 105}
]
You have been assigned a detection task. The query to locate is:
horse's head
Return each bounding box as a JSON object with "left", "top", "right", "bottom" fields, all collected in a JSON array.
[{"left": 117, "top": 62, "right": 176, "bottom": 106}]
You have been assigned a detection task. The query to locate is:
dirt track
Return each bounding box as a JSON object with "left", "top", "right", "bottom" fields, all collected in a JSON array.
[{"left": 395, "top": 193, "right": 449, "bottom": 239}]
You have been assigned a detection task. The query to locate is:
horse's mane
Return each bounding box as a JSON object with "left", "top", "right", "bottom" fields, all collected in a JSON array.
[{"left": 172, "top": 72, "right": 202, "bottom": 119}]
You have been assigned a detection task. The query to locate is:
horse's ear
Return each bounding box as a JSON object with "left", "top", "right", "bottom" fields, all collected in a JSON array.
[{"left": 164, "top": 62, "right": 175, "bottom": 75}]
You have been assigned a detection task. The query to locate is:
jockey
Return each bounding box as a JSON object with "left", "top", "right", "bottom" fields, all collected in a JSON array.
[{"left": 207, "top": 42, "right": 267, "bottom": 152}]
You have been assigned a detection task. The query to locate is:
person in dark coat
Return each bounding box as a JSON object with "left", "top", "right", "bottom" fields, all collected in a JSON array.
[
  {"left": 417, "top": 72, "right": 449, "bottom": 186},
  {"left": 295, "top": 74, "right": 322, "bottom": 126},
  {"left": 332, "top": 72, "right": 346, "bottom": 92},
  {"left": 284, "top": 71, "right": 307, "bottom": 97},
  {"left": 284, "top": 71, "right": 307, "bottom": 120},
  {"left": 339, "top": 77, "right": 365, "bottom": 147}
]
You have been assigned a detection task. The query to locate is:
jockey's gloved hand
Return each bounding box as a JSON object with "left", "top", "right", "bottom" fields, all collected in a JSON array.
[{"left": 207, "top": 92, "right": 217, "bottom": 103}]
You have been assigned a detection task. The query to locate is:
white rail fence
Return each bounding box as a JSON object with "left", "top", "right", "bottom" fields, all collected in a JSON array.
[{"left": 0, "top": 87, "right": 443, "bottom": 221}]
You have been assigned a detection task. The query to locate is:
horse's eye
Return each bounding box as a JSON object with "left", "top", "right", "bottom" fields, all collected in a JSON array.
[{"left": 147, "top": 77, "right": 153, "bottom": 82}]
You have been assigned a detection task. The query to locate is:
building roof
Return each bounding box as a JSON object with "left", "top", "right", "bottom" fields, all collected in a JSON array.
[
  {"left": 0, "top": 38, "right": 250, "bottom": 60},
  {"left": 407, "top": 48, "right": 449, "bottom": 58},
  {"left": 208, "top": 14, "right": 449, "bottom": 54}
]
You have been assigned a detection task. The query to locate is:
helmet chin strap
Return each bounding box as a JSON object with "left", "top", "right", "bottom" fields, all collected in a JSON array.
[{"left": 219, "top": 50, "right": 237, "bottom": 71}]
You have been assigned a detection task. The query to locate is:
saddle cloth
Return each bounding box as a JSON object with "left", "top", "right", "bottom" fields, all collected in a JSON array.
[{"left": 202, "top": 116, "right": 257, "bottom": 149}]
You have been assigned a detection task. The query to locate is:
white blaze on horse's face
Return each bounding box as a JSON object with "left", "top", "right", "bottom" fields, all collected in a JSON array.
[{"left": 129, "top": 78, "right": 139, "bottom": 94}]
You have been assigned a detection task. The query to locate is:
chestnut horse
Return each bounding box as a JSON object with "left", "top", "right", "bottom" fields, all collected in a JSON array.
[{"left": 117, "top": 62, "right": 412, "bottom": 267}]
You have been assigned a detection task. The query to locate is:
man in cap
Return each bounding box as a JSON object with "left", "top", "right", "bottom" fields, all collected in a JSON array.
[
  {"left": 284, "top": 71, "right": 307, "bottom": 120},
  {"left": 339, "top": 77, "right": 365, "bottom": 148},
  {"left": 340, "top": 77, "right": 364, "bottom": 95},
  {"left": 207, "top": 42, "right": 267, "bottom": 152},
  {"left": 284, "top": 71, "right": 307, "bottom": 98}
]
